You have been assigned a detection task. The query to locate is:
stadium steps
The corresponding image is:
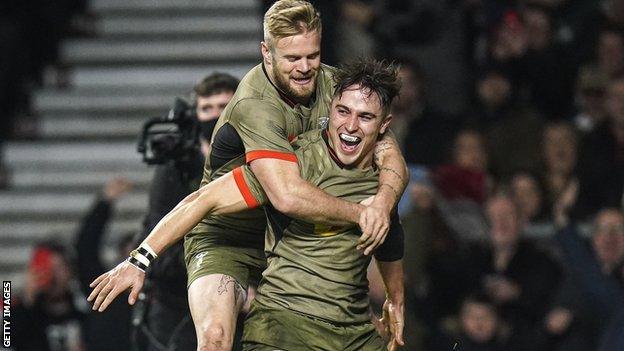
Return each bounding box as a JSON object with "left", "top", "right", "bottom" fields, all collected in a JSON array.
[
  {"left": 91, "top": 0, "right": 259, "bottom": 15},
  {"left": 97, "top": 15, "right": 261, "bottom": 39},
  {"left": 68, "top": 64, "right": 253, "bottom": 89},
  {"left": 1, "top": 0, "right": 261, "bottom": 290},
  {"left": 62, "top": 39, "right": 259, "bottom": 65}
]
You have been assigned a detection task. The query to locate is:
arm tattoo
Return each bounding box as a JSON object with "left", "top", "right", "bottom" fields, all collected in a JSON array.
[
  {"left": 380, "top": 183, "right": 400, "bottom": 201},
  {"left": 380, "top": 167, "right": 405, "bottom": 183},
  {"left": 374, "top": 141, "right": 393, "bottom": 164}
]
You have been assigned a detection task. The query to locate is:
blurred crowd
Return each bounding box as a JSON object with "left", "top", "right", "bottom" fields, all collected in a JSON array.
[
  {"left": 315, "top": 0, "right": 624, "bottom": 350},
  {"left": 8, "top": 0, "right": 624, "bottom": 350},
  {"left": 12, "top": 178, "right": 135, "bottom": 351}
]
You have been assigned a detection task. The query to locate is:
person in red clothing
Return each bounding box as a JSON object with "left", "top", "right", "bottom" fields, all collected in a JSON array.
[{"left": 433, "top": 129, "right": 489, "bottom": 205}]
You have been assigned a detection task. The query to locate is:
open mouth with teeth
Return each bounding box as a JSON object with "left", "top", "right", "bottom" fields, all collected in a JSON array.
[
  {"left": 339, "top": 133, "right": 362, "bottom": 153},
  {"left": 291, "top": 76, "right": 313, "bottom": 85}
]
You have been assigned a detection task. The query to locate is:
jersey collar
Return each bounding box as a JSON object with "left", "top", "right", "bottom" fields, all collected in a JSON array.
[{"left": 322, "top": 129, "right": 347, "bottom": 169}]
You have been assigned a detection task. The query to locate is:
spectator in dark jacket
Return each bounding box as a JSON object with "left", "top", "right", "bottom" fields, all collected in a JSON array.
[
  {"left": 576, "top": 76, "right": 624, "bottom": 219},
  {"left": 75, "top": 177, "right": 134, "bottom": 351},
  {"left": 542, "top": 179, "right": 624, "bottom": 351},
  {"left": 466, "top": 194, "right": 562, "bottom": 349}
]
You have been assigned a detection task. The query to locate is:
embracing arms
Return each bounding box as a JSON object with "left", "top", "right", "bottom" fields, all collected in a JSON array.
[
  {"left": 250, "top": 131, "right": 408, "bottom": 254},
  {"left": 87, "top": 172, "right": 246, "bottom": 311}
]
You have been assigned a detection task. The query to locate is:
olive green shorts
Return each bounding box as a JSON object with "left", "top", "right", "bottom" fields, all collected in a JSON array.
[
  {"left": 184, "top": 231, "right": 265, "bottom": 290},
  {"left": 242, "top": 302, "right": 387, "bottom": 351}
]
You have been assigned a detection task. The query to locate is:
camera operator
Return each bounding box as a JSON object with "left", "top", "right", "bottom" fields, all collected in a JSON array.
[{"left": 134, "top": 72, "right": 239, "bottom": 351}]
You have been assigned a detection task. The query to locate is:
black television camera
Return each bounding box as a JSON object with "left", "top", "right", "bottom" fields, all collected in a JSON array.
[{"left": 137, "top": 97, "right": 201, "bottom": 165}]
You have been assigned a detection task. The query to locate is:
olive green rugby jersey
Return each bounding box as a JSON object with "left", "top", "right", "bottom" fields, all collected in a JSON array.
[
  {"left": 238, "top": 129, "right": 380, "bottom": 324},
  {"left": 190, "top": 63, "right": 335, "bottom": 245}
]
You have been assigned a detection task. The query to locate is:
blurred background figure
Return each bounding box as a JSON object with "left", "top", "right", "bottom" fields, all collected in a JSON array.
[
  {"left": 74, "top": 177, "right": 134, "bottom": 351},
  {"left": 539, "top": 122, "right": 579, "bottom": 219},
  {"left": 433, "top": 129, "right": 490, "bottom": 241},
  {"left": 547, "top": 178, "right": 624, "bottom": 351},
  {"left": 12, "top": 242, "right": 88, "bottom": 351},
  {"left": 133, "top": 72, "right": 239, "bottom": 351},
  {"left": 397, "top": 59, "right": 459, "bottom": 168},
  {"left": 193, "top": 73, "right": 239, "bottom": 157},
  {"left": 571, "top": 66, "right": 609, "bottom": 134},
  {"left": 430, "top": 293, "right": 506, "bottom": 351},
  {"left": 509, "top": 171, "right": 546, "bottom": 227}
]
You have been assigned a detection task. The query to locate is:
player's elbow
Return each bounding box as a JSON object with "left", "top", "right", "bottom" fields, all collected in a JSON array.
[
  {"left": 194, "top": 188, "right": 218, "bottom": 214},
  {"left": 266, "top": 185, "right": 299, "bottom": 215},
  {"left": 270, "top": 192, "right": 298, "bottom": 215}
]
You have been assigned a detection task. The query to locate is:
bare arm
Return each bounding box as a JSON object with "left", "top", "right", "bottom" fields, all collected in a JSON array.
[
  {"left": 142, "top": 172, "right": 246, "bottom": 254},
  {"left": 358, "top": 132, "right": 408, "bottom": 250},
  {"left": 87, "top": 172, "right": 247, "bottom": 311},
  {"left": 373, "top": 132, "right": 409, "bottom": 213},
  {"left": 377, "top": 259, "right": 405, "bottom": 351},
  {"left": 250, "top": 158, "right": 363, "bottom": 225}
]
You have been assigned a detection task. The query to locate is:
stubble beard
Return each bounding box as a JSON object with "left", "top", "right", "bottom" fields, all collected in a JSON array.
[{"left": 271, "top": 62, "right": 316, "bottom": 104}]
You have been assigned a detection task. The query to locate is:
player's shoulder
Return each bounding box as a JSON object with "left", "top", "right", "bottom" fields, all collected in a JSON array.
[
  {"left": 231, "top": 64, "right": 280, "bottom": 105},
  {"left": 225, "top": 64, "right": 286, "bottom": 120},
  {"left": 317, "top": 64, "right": 336, "bottom": 93},
  {"left": 319, "top": 63, "right": 337, "bottom": 79}
]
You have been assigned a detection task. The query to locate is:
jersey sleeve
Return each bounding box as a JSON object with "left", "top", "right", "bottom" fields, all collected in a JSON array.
[
  {"left": 232, "top": 165, "right": 269, "bottom": 209},
  {"left": 374, "top": 211, "right": 404, "bottom": 262},
  {"left": 230, "top": 99, "right": 297, "bottom": 164}
]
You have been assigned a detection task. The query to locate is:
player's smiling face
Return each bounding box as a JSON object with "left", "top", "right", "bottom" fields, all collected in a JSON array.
[
  {"left": 262, "top": 29, "right": 321, "bottom": 105},
  {"left": 328, "top": 85, "right": 392, "bottom": 169}
]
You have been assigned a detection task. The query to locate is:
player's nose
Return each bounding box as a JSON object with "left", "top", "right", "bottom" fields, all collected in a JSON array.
[
  {"left": 345, "top": 114, "right": 358, "bottom": 132},
  {"left": 298, "top": 59, "right": 310, "bottom": 74}
]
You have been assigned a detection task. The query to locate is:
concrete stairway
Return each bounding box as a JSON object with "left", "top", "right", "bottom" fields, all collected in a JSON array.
[{"left": 1, "top": 0, "right": 261, "bottom": 290}]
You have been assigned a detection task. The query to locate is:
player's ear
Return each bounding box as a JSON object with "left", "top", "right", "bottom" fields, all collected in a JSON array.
[
  {"left": 261, "top": 42, "right": 272, "bottom": 66},
  {"left": 379, "top": 114, "right": 393, "bottom": 134}
]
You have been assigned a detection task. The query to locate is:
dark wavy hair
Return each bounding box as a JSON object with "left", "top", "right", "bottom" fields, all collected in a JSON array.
[{"left": 332, "top": 58, "right": 401, "bottom": 115}]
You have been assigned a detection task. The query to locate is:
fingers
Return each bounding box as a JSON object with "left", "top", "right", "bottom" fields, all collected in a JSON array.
[
  {"left": 87, "top": 276, "right": 109, "bottom": 302},
  {"left": 357, "top": 206, "right": 390, "bottom": 255},
  {"left": 128, "top": 276, "right": 144, "bottom": 305},
  {"left": 394, "top": 319, "right": 405, "bottom": 345},
  {"left": 98, "top": 285, "right": 124, "bottom": 312},
  {"left": 89, "top": 272, "right": 108, "bottom": 288},
  {"left": 363, "top": 222, "right": 389, "bottom": 256},
  {"left": 88, "top": 262, "right": 145, "bottom": 311},
  {"left": 91, "top": 281, "right": 114, "bottom": 311},
  {"left": 358, "top": 213, "right": 370, "bottom": 246},
  {"left": 388, "top": 340, "right": 398, "bottom": 351},
  {"left": 358, "top": 215, "right": 377, "bottom": 250},
  {"left": 388, "top": 302, "right": 405, "bottom": 346}
]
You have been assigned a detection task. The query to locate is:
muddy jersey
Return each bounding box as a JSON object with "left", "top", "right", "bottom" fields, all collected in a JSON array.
[
  {"left": 189, "top": 63, "right": 335, "bottom": 245},
  {"left": 238, "top": 129, "right": 384, "bottom": 324}
]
